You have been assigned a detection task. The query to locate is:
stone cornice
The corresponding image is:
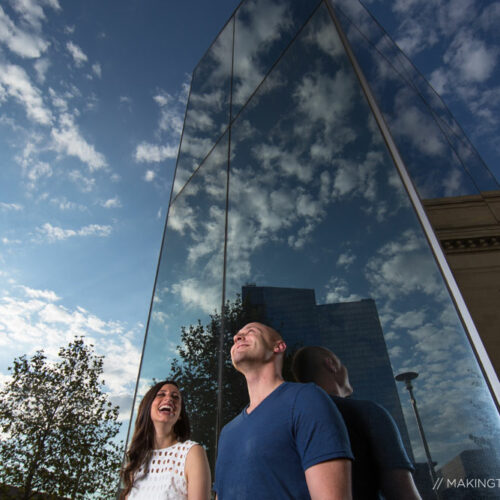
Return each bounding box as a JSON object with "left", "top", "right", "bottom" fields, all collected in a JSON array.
[{"left": 440, "top": 235, "right": 500, "bottom": 253}]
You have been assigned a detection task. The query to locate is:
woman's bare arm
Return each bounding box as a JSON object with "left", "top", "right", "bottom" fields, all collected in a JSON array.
[{"left": 185, "top": 444, "right": 211, "bottom": 500}]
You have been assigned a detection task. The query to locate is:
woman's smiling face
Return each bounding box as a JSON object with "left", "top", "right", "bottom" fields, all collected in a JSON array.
[{"left": 150, "top": 383, "right": 182, "bottom": 425}]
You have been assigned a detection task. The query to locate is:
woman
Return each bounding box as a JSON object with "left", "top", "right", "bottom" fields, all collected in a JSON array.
[{"left": 121, "top": 380, "right": 211, "bottom": 499}]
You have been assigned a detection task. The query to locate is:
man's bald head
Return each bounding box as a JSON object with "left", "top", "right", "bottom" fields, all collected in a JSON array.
[
  {"left": 292, "top": 346, "right": 353, "bottom": 397},
  {"left": 231, "top": 322, "right": 286, "bottom": 374}
]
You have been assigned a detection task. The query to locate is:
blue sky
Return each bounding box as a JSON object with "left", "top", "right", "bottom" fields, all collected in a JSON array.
[{"left": 0, "top": 0, "right": 499, "bottom": 439}]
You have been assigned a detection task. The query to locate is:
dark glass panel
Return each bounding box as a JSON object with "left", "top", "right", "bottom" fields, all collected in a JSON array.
[
  {"left": 330, "top": 0, "right": 499, "bottom": 194},
  {"left": 231, "top": 0, "right": 322, "bottom": 117},
  {"left": 224, "top": 4, "right": 499, "bottom": 498},
  {"left": 130, "top": 133, "right": 228, "bottom": 468},
  {"left": 171, "top": 19, "right": 233, "bottom": 197}
]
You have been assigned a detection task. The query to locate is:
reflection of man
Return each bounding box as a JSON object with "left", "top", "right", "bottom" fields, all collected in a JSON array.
[
  {"left": 214, "top": 323, "right": 353, "bottom": 499},
  {"left": 292, "top": 346, "right": 421, "bottom": 500}
]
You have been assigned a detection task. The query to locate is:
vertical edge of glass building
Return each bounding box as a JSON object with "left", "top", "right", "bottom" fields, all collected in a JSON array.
[{"left": 127, "top": 0, "right": 500, "bottom": 497}]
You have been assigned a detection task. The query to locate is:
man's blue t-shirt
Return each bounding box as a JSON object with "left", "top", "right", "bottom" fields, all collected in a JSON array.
[{"left": 214, "top": 382, "right": 353, "bottom": 499}]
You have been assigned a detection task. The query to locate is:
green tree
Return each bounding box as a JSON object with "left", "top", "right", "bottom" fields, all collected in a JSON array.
[{"left": 0, "top": 337, "right": 122, "bottom": 500}]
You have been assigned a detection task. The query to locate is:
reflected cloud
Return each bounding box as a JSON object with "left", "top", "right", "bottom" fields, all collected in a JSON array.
[
  {"left": 171, "top": 278, "right": 220, "bottom": 314},
  {"left": 294, "top": 69, "right": 355, "bottom": 136},
  {"left": 324, "top": 277, "right": 363, "bottom": 303},
  {"left": 367, "top": 230, "right": 442, "bottom": 300},
  {"left": 233, "top": 0, "right": 293, "bottom": 106}
]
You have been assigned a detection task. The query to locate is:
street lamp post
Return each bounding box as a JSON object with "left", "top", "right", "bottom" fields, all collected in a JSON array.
[{"left": 396, "top": 371, "right": 438, "bottom": 490}]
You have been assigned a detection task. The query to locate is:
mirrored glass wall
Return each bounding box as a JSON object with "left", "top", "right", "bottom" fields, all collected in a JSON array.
[{"left": 129, "top": 0, "right": 500, "bottom": 498}]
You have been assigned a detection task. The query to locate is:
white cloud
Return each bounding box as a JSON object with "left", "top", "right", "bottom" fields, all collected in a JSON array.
[
  {"left": 51, "top": 113, "right": 107, "bottom": 170},
  {"left": 66, "top": 40, "right": 88, "bottom": 67},
  {"left": 366, "top": 229, "right": 443, "bottom": 302},
  {"left": 394, "top": 19, "right": 437, "bottom": 56},
  {"left": 144, "top": 170, "right": 156, "bottom": 182},
  {"left": 171, "top": 278, "right": 220, "bottom": 314},
  {"left": 393, "top": 309, "right": 426, "bottom": 329},
  {"left": 101, "top": 197, "right": 122, "bottom": 209},
  {"left": 24, "top": 161, "right": 52, "bottom": 189},
  {"left": 324, "top": 277, "right": 363, "bottom": 304},
  {"left": 91, "top": 62, "right": 102, "bottom": 78},
  {"left": 20, "top": 285, "right": 60, "bottom": 302},
  {"left": 154, "top": 90, "right": 185, "bottom": 136},
  {"left": 331, "top": 153, "right": 380, "bottom": 202},
  {"left": 36, "top": 222, "right": 112, "bottom": 242},
  {"left": 167, "top": 197, "right": 196, "bottom": 235},
  {"left": 294, "top": 69, "right": 355, "bottom": 136},
  {"left": 2, "top": 237, "right": 22, "bottom": 245},
  {"left": 336, "top": 251, "right": 356, "bottom": 268},
  {"left": 444, "top": 32, "right": 497, "bottom": 83},
  {"left": 68, "top": 170, "right": 95, "bottom": 192},
  {"left": 33, "top": 57, "right": 50, "bottom": 83},
  {"left": 9, "top": 0, "right": 61, "bottom": 28},
  {"left": 392, "top": 90, "right": 447, "bottom": 158},
  {"left": 429, "top": 67, "right": 449, "bottom": 94},
  {"left": 0, "top": 202, "right": 23, "bottom": 211},
  {"left": 49, "top": 197, "right": 87, "bottom": 211},
  {"left": 0, "top": 283, "right": 141, "bottom": 422},
  {"left": 253, "top": 143, "right": 313, "bottom": 183},
  {"left": 135, "top": 142, "right": 177, "bottom": 163},
  {"left": 0, "top": 63, "right": 52, "bottom": 125},
  {"left": 232, "top": 0, "right": 292, "bottom": 106},
  {"left": 0, "top": 6, "right": 50, "bottom": 58},
  {"left": 389, "top": 345, "right": 403, "bottom": 358}
]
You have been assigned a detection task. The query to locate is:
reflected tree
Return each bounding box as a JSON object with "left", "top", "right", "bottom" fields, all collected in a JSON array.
[
  {"left": 167, "top": 295, "right": 302, "bottom": 465},
  {"left": 168, "top": 295, "right": 266, "bottom": 462}
]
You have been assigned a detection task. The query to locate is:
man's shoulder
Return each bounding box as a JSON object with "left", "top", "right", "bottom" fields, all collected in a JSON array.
[
  {"left": 332, "top": 395, "right": 388, "bottom": 416},
  {"left": 219, "top": 409, "right": 245, "bottom": 436},
  {"left": 333, "top": 396, "right": 400, "bottom": 430},
  {"left": 285, "top": 381, "right": 330, "bottom": 398}
]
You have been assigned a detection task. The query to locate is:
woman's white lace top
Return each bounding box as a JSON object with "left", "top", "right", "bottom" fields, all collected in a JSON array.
[{"left": 128, "top": 440, "right": 198, "bottom": 499}]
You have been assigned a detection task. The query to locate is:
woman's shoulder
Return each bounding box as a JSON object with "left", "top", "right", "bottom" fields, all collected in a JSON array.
[
  {"left": 177, "top": 439, "right": 202, "bottom": 457},
  {"left": 179, "top": 439, "right": 199, "bottom": 448}
]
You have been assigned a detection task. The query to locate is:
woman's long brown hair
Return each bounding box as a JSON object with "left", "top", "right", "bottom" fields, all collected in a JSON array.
[{"left": 121, "top": 380, "right": 191, "bottom": 498}]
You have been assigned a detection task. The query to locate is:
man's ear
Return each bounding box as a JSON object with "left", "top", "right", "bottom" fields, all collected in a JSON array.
[
  {"left": 324, "top": 356, "right": 337, "bottom": 373},
  {"left": 273, "top": 341, "right": 287, "bottom": 354}
]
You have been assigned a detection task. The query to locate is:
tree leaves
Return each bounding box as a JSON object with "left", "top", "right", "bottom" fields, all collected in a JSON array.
[{"left": 0, "top": 337, "right": 122, "bottom": 500}]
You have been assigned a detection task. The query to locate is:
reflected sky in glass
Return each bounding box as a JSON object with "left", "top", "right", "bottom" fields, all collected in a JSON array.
[
  {"left": 172, "top": 20, "right": 233, "bottom": 198},
  {"left": 133, "top": 0, "right": 500, "bottom": 482},
  {"left": 224, "top": 3, "right": 499, "bottom": 469},
  {"left": 132, "top": 133, "right": 229, "bottom": 455},
  {"left": 232, "top": 0, "right": 322, "bottom": 116},
  {"left": 330, "top": 0, "right": 499, "bottom": 196}
]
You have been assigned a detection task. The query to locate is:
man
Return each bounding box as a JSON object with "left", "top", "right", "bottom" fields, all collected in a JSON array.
[
  {"left": 292, "top": 346, "right": 421, "bottom": 500},
  {"left": 214, "top": 322, "right": 353, "bottom": 499}
]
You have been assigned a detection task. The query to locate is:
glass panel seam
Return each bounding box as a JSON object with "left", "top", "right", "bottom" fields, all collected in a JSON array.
[
  {"left": 324, "top": 0, "right": 500, "bottom": 408},
  {"left": 174, "top": 0, "right": 326, "bottom": 205},
  {"left": 228, "top": 0, "right": 324, "bottom": 130},
  {"left": 169, "top": 69, "right": 196, "bottom": 199},
  {"left": 120, "top": 159, "right": 177, "bottom": 468},
  {"left": 215, "top": 15, "right": 236, "bottom": 457},
  {"left": 171, "top": 124, "right": 231, "bottom": 205}
]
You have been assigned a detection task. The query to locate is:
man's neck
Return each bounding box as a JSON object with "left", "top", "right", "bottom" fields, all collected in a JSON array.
[{"left": 244, "top": 367, "right": 284, "bottom": 413}]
